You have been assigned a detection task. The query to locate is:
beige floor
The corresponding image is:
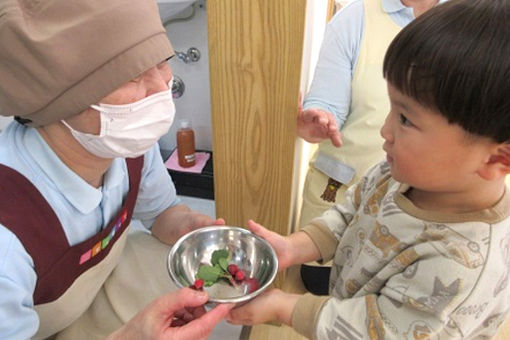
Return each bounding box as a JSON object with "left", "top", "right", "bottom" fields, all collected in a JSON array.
[{"left": 245, "top": 265, "right": 510, "bottom": 340}]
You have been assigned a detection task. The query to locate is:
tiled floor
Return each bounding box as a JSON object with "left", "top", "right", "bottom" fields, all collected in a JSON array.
[{"left": 178, "top": 195, "right": 244, "bottom": 340}]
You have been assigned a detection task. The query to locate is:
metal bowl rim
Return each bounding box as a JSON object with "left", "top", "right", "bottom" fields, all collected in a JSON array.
[{"left": 167, "top": 225, "right": 279, "bottom": 303}]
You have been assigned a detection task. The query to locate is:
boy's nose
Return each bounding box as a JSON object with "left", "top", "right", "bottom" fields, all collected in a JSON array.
[{"left": 380, "top": 114, "right": 393, "bottom": 142}]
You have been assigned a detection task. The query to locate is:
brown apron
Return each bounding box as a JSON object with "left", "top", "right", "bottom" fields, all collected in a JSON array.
[{"left": 0, "top": 157, "right": 143, "bottom": 339}]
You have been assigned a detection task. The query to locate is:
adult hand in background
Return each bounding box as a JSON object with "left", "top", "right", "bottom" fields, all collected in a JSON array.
[
  {"left": 152, "top": 204, "right": 226, "bottom": 245},
  {"left": 297, "top": 100, "right": 342, "bottom": 147},
  {"left": 108, "top": 288, "right": 234, "bottom": 340}
]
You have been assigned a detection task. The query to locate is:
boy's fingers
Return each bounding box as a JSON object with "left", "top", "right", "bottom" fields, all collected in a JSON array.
[{"left": 247, "top": 220, "right": 270, "bottom": 238}]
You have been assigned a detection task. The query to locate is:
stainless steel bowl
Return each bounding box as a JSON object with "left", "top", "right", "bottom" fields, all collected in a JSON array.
[{"left": 168, "top": 226, "right": 278, "bottom": 304}]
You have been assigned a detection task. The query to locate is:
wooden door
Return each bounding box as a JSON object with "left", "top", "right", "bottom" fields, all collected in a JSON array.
[
  {"left": 208, "top": 0, "right": 306, "bottom": 252},
  {"left": 208, "top": 1, "right": 334, "bottom": 339}
]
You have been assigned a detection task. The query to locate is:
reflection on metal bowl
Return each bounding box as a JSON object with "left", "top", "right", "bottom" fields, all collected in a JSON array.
[{"left": 167, "top": 226, "right": 278, "bottom": 304}]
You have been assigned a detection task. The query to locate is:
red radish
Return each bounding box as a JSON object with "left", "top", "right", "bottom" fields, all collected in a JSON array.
[
  {"left": 234, "top": 270, "right": 245, "bottom": 282},
  {"left": 245, "top": 277, "right": 260, "bottom": 293},
  {"left": 227, "top": 264, "right": 239, "bottom": 276},
  {"left": 190, "top": 278, "right": 204, "bottom": 290}
]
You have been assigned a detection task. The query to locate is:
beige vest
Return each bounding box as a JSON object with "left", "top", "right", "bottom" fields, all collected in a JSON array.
[
  {"left": 34, "top": 229, "right": 129, "bottom": 339},
  {"left": 313, "top": 0, "right": 401, "bottom": 189}
]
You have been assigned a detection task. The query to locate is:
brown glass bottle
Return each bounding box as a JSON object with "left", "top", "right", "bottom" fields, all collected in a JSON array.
[{"left": 177, "top": 119, "right": 196, "bottom": 167}]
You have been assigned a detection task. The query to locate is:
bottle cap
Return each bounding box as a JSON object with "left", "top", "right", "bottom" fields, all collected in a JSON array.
[{"left": 179, "top": 118, "right": 191, "bottom": 129}]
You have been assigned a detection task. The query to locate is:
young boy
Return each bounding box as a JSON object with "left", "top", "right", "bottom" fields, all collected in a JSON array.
[{"left": 226, "top": 0, "right": 510, "bottom": 338}]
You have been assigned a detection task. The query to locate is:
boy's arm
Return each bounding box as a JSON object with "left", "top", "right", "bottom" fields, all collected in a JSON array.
[
  {"left": 302, "top": 254, "right": 486, "bottom": 340},
  {"left": 248, "top": 162, "right": 365, "bottom": 269},
  {"left": 298, "top": 176, "right": 363, "bottom": 264},
  {"left": 300, "top": 220, "right": 341, "bottom": 265},
  {"left": 228, "top": 252, "right": 492, "bottom": 340},
  {"left": 286, "top": 231, "right": 324, "bottom": 266}
]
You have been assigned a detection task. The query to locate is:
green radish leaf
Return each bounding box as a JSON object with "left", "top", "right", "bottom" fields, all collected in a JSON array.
[
  {"left": 196, "top": 249, "right": 235, "bottom": 287},
  {"left": 196, "top": 265, "right": 222, "bottom": 282},
  {"left": 211, "top": 249, "right": 229, "bottom": 266},
  {"left": 218, "top": 257, "right": 228, "bottom": 271}
]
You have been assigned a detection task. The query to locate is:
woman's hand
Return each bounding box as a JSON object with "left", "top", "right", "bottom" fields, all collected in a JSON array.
[
  {"left": 297, "top": 105, "right": 342, "bottom": 147},
  {"left": 108, "top": 288, "right": 233, "bottom": 340},
  {"left": 152, "top": 204, "right": 225, "bottom": 245}
]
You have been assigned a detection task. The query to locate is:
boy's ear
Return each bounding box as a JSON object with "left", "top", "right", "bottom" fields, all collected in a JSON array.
[{"left": 478, "top": 143, "right": 510, "bottom": 180}]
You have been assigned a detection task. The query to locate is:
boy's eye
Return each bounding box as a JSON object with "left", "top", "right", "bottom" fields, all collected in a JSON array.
[{"left": 399, "top": 113, "right": 412, "bottom": 127}]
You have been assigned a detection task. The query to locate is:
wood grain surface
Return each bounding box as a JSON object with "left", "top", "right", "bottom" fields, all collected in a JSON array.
[{"left": 207, "top": 0, "right": 306, "bottom": 279}]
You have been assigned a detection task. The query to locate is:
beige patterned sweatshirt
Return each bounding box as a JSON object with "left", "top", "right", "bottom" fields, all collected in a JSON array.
[{"left": 292, "top": 161, "right": 510, "bottom": 339}]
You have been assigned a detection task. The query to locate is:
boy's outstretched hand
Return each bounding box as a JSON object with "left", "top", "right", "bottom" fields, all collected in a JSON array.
[
  {"left": 247, "top": 220, "right": 296, "bottom": 272},
  {"left": 225, "top": 289, "right": 301, "bottom": 326},
  {"left": 247, "top": 220, "right": 322, "bottom": 272}
]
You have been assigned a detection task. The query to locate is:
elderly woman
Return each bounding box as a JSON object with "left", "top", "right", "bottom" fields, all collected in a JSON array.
[{"left": 0, "top": 0, "right": 231, "bottom": 339}]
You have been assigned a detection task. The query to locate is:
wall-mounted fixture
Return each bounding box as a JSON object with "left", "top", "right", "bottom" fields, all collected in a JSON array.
[
  {"left": 175, "top": 47, "right": 201, "bottom": 64},
  {"left": 172, "top": 75, "right": 185, "bottom": 98},
  {"left": 157, "top": 0, "right": 196, "bottom": 24}
]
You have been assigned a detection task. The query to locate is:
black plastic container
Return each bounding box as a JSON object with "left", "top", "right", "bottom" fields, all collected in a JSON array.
[{"left": 161, "top": 148, "right": 214, "bottom": 200}]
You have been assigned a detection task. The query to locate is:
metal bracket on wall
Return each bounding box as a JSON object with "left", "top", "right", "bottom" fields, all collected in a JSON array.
[
  {"left": 172, "top": 75, "right": 185, "bottom": 98},
  {"left": 176, "top": 47, "right": 201, "bottom": 64}
]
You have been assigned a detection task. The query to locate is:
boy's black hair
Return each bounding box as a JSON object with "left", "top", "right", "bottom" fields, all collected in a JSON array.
[{"left": 383, "top": 0, "right": 510, "bottom": 143}]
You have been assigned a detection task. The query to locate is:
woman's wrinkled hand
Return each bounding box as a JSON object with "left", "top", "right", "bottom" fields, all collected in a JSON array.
[
  {"left": 108, "top": 288, "right": 234, "bottom": 340},
  {"left": 297, "top": 103, "right": 342, "bottom": 147},
  {"left": 152, "top": 204, "right": 225, "bottom": 245}
]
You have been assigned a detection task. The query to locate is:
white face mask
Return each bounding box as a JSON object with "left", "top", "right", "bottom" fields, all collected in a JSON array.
[{"left": 62, "top": 79, "right": 175, "bottom": 159}]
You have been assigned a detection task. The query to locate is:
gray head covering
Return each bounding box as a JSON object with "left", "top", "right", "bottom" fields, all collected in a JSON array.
[{"left": 0, "top": 0, "right": 174, "bottom": 126}]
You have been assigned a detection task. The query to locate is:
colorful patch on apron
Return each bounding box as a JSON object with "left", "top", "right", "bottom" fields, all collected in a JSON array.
[{"left": 78, "top": 208, "right": 128, "bottom": 264}]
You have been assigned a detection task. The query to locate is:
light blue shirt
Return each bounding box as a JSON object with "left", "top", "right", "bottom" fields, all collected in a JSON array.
[
  {"left": 0, "top": 122, "right": 179, "bottom": 339},
  {"left": 303, "top": 0, "right": 447, "bottom": 128}
]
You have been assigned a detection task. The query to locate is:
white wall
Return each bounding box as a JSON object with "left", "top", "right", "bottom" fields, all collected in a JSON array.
[
  {"left": 290, "top": 0, "right": 329, "bottom": 230},
  {"left": 159, "top": 0, "right": 213, "bottom": 152}
]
